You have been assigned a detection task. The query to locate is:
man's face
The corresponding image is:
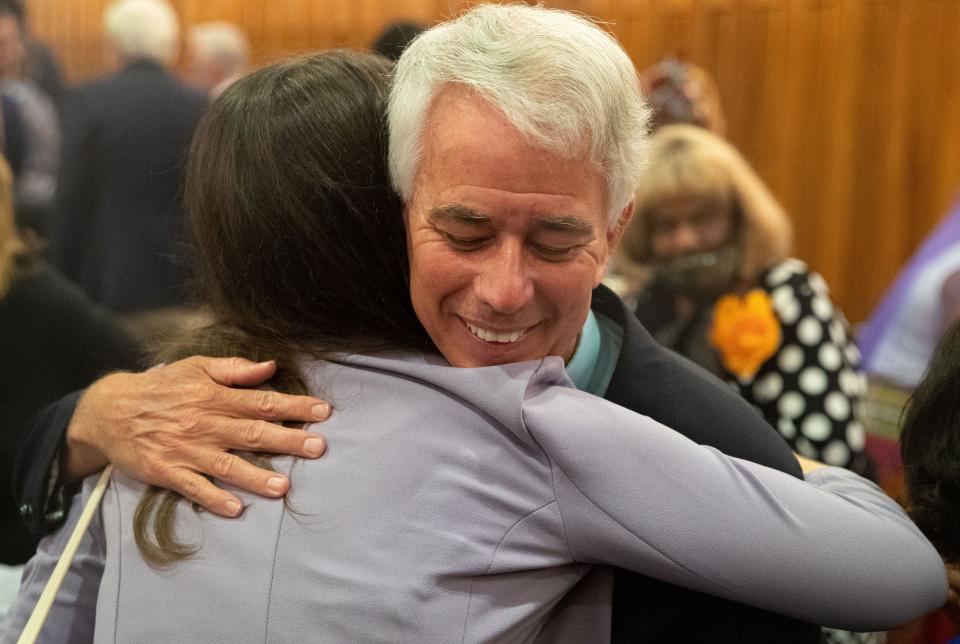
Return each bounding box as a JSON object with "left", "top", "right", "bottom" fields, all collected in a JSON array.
[{"left": 405, "top": 86, "right": 631, "bottom": 368}]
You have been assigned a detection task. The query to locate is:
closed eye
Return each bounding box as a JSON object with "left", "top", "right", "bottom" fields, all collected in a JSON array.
[
  {"left": 532, "top": 244, "right": 580, "bottom": 262},
  {"left": 442, "top": 232, "right": 491, "bottom": 251}
]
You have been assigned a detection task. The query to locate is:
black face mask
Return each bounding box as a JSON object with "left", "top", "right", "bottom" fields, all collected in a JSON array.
[{"left": 653, "top": 245, "right": 741, "bottom": 302}]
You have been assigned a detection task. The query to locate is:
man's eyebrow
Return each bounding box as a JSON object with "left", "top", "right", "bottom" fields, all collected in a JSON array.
[
  {"left": 427, "top": 204, "right": 490, "bottom": 224},
  {"left": 534, "top": 216, "right": 594, "bottom": 235},
  {"left": 427, "top": 206, "right": 593, "bottom": 235}
]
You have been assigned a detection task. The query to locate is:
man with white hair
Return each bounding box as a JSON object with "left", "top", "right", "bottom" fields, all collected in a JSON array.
[
  {"left": 184, "top": 21, "right": 249, "bottom": 97},
  {"left": 17, "top": 5, "right": 820, "bottom": 641},
  {"left": 384, "top": 7, "right": 820, "bottom": 641},
  {"left": 49, "top": 0, "right": 206, "bottom": 315}
]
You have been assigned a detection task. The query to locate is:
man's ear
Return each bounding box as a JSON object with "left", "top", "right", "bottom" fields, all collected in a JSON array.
[
  {"left": 595, "top": 202, "right": 636, "bottom": 286},
  {"left": 607, "top": 201, "right": 635, "bottom": 251}
]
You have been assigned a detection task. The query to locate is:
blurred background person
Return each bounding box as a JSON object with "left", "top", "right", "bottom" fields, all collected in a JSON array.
[
  {"left": 49, "top": 0, "right": 206, "bottom": 345},
  {"left": 184, "top": 20, "right": 249, "bottom": 98},
  {"left": 605, "top": 56, "right": 727, "bottom": 301},
  {"left": 607, "top": 57, "right": 728, "bottom": 304},
  {"left": 0, "top": 154, "right": 141, "bottom": 614},
  {"left": 639, "top": 57, "right": 727, "bottom": 137},
  {"left": 899, "top": 316, "right": 960, "bottom": 642},
  {"left": 0, "top": 93, "right": 23, "bottom": 183},
  {"left": 0, "top": 0, "right": 58, "bottom": 237},
  {"left": 0, "top": 0, "right": 62, "bottom": 110},
  {"left": 371, "top": 20, "right": 425, "bottom": 61},
  {"left": 616, "top": 124, "right": 870, "bottom": 476}
]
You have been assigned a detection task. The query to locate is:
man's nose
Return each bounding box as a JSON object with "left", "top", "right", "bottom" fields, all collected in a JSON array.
[{"left": 473, "top": 241, "right": 534, "bottom": 315}]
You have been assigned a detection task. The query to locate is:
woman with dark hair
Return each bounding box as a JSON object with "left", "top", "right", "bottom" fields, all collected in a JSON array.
[
  {"left": 899, "top": 319, "right": 960, "bottom": 637},
  {"left": 1, "top": 51, "right": 945, "bottom": 642},
  {"left": 901, "top": 318, "right": 960, "bottom": 564}
]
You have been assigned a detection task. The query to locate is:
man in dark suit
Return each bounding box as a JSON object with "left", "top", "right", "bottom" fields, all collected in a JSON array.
[
  {"left": 17, "top": 5, "right": 822, "bottom": 642},
  {"left": 50, "top": 0, "right": 206, "bottom": 313}
]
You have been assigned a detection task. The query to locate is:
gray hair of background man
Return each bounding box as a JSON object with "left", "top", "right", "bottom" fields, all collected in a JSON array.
[
  {"left": 387, "top": 3, "right": 651, "bottom": 229},
  {"left": 188, "top": 21, "right": 249, "bottom": 77},
  {"left": 103, "top": 0, "right": 180, "bottom": 66}
]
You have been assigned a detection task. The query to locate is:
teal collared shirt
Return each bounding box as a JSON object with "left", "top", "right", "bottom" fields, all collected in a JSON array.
[{"left": 565, "top": 310, "right": 623, "bottom": 397}]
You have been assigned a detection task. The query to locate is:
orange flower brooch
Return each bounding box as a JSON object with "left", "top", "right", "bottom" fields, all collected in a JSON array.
[{"left": 709, "top": 289, "right": 782, "bottom": 380}]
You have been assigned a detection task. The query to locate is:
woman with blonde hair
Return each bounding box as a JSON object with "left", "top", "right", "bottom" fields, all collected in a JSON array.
[
  {"left": 0, "top": 155, "right": 24, "bottom": 297},
  {"left": 617, "top": 124, "right": 869, "bottom": 474}
]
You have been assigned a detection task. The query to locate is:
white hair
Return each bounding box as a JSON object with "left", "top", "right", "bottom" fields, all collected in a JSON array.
[
  {"left": 103, "top": 0, "right": 180, "bottom": 66},
  {"left": 188, "top": 21, "right": 250, "bottom": 74},
  {"left": 388, "top": 3, "right": 651, "bottom": 229}
]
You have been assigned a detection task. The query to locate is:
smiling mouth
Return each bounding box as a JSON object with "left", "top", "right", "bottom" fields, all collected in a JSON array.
[{"left": 464, "top": 321, "right": 533, "bottom": 344}]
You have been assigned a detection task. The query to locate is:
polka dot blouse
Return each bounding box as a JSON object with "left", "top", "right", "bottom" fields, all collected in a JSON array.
[{"left": 728, "top": 259, "right": 867, "bottom": 471}]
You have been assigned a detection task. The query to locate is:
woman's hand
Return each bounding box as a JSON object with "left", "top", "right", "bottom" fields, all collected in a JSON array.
[
  {"left": 63, "top": 356, "right": 331, "bottom": 518},
  {"left": 794, "top": 454, "right": 827, "bottom": 474},
  {"left": 943, "top": 565, "right": 960, "bottom": 625}
]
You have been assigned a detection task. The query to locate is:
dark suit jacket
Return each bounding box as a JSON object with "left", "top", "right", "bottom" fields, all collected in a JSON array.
[
  {"left": 50, "top": 59, "right": 207, "bottom": 312},
  {"left": 14, "top": 285, "right": 820, "bottom": 641}
]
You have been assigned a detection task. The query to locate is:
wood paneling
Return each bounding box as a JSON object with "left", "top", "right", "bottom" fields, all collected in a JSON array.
[{"left": 23, "top": 0, "right": 960, "bottom": 323}]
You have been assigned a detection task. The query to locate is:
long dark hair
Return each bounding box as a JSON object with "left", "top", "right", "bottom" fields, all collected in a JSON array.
[
  {"left": 901, "top": 318, "right": 960, "bottom": 563},
  {"left": 186, "top": 50, "right": 428, "bottom": 356},
  {"left": 135, "top": 50, "right": 433, "bottom": 564}
]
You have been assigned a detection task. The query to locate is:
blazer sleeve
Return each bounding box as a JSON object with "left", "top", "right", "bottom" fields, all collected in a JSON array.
[
  {"left": 12, "top": 391, "right": 84, "bottom": 535},
  {"left": 0, "top": 475, "right": 106, "bottom": 644},
  {"left": 520, "top": 362, "right": 946, "bottom": 632}
]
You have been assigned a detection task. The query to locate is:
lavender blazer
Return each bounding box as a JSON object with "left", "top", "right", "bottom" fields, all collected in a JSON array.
[{"left": 2, "top": 354, "right": 946, "bottom": 642}]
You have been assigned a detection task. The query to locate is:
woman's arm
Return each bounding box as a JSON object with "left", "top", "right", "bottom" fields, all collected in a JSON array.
[{"left": 521, "top": 361, "right": 946, "bottom": 632}]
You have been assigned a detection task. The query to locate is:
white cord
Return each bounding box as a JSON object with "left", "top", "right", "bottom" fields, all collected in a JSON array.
[{"left": 17, "top": 465, "right": 114, "bottom": 644}]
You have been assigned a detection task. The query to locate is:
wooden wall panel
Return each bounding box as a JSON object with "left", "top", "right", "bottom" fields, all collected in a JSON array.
[
  {"left": 22, "top": 0, "right": 960, "bottom": 324},
  {"left": 842, "top": 1, "right": 911, "bottom": 317},
  {"left": 799, "top": 0, "right": 873, "bottom": 307},
  {"left": 734, "top": 0, "right": 790, "bottom": 202}
]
